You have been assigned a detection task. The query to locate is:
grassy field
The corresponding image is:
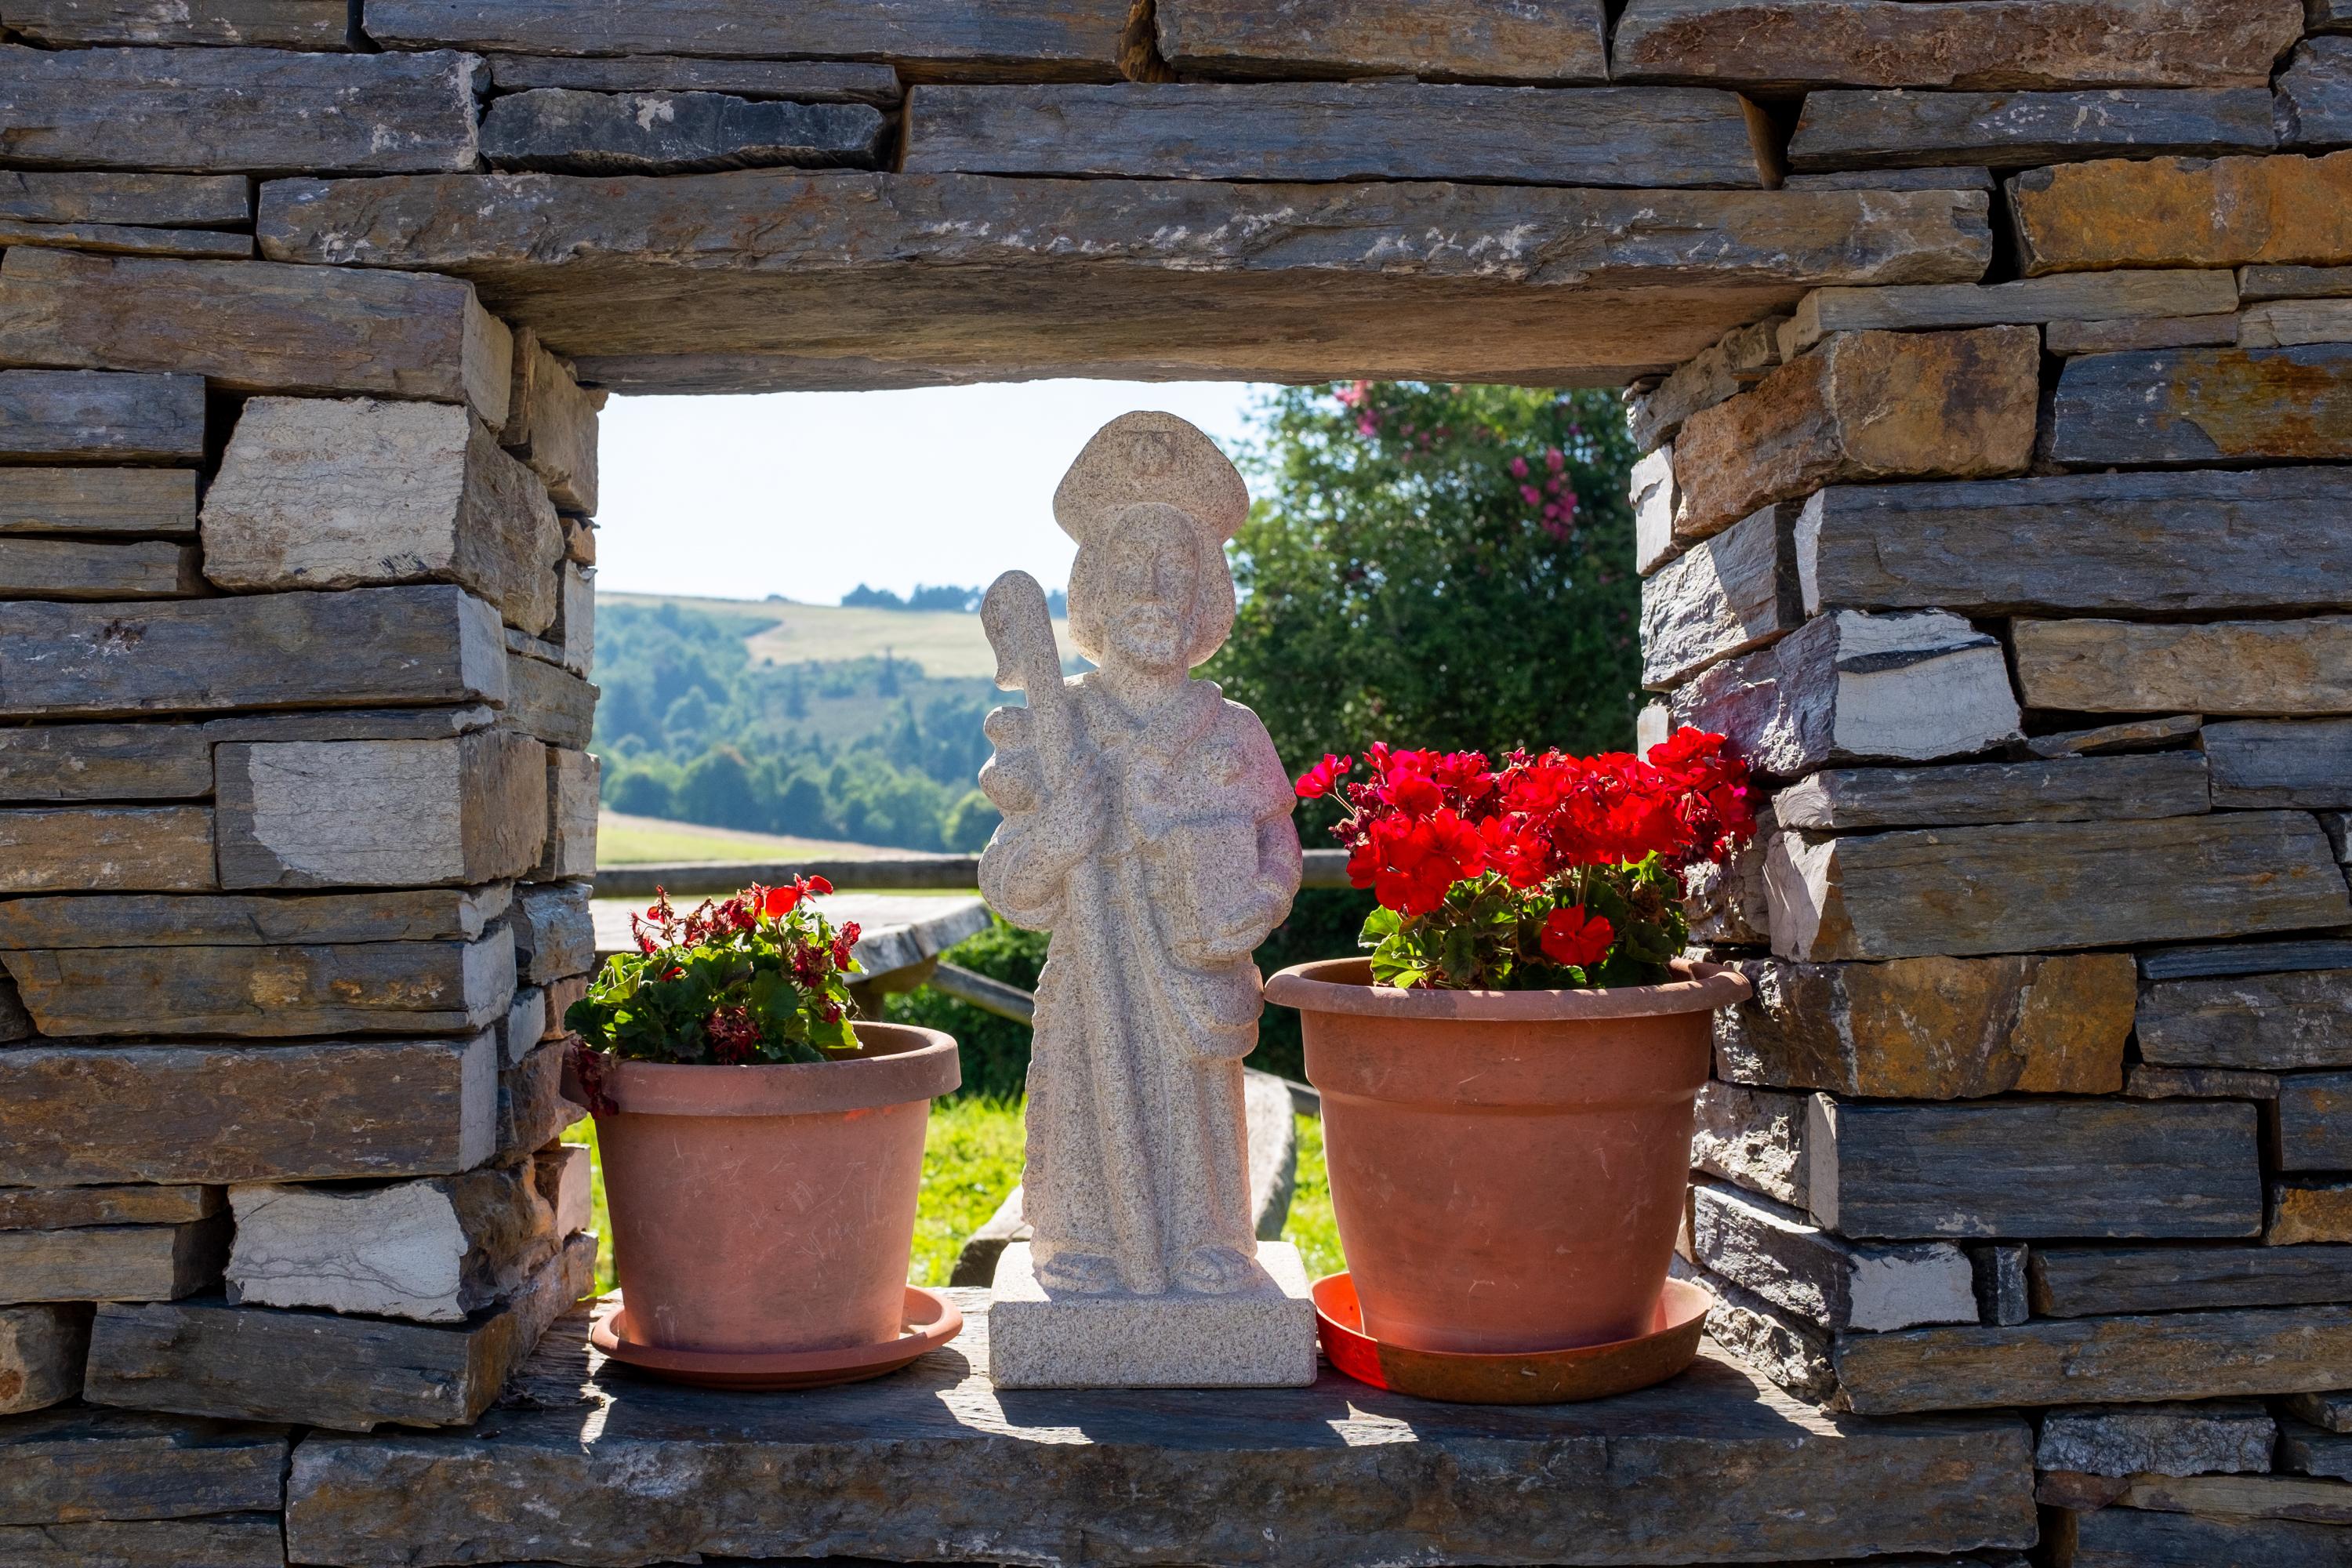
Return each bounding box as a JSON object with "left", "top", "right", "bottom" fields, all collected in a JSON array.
[
  {"left": 599, "top": 591, "right": 1067, "bottom": 681},
  {"left": 597, "top": 809, "right": 906, "bottom": 866},
  {"left": 564, "top": 1102, "right": 1339, "bottom": 1295}
]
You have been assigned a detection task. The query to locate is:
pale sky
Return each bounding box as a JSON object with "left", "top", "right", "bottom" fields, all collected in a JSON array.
[{"left": 595, "top": 380, "right": 1266, "bottom": 603}]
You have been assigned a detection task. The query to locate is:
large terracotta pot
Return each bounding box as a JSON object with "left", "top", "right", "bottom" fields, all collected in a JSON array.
[
  {"left": 1264, "top": 956, "right": 1750, "bottom": 1355},
  {"left": 572, "top": 1022, "right": 960, "bottom": 1355}
]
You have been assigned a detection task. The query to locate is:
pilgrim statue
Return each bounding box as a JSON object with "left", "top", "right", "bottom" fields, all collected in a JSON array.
[{"left": 977, "top": 412, "right": 1312, "bottom": 1387}]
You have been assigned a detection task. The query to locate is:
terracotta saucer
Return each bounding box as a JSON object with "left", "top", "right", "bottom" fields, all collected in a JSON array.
[
  {"left": 590, "top": 1285, "right": 964, "bottom": 1391},
  {"left": 1312, "top": 1272, "right": 1710, "bottom": 1405}
]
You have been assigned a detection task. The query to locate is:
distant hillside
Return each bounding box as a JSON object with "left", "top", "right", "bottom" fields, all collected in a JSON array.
[{"left": 597, "top": 592, "right": 1071, "bottom": 682}]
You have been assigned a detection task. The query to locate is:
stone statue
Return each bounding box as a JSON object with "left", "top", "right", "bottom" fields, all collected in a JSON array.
[{"left": 976, "top": 412, "right": 1312, "bottom": 1387}]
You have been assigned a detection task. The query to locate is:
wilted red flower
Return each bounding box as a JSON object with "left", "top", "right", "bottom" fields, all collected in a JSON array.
[
  {"left": 705, "top": 1004, "right": 760, "bottom": 1065},
  {"left": 1539, "top": 906, "right": 1614, "bottom": 970}
]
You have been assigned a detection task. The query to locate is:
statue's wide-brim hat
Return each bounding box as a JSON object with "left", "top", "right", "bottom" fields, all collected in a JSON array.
[{"left": 1052, "top": 411, "right": 1249, "bottom": 545}]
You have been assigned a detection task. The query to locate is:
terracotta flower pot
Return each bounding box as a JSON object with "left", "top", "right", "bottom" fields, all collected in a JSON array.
[
  {"left": 569, "top": 1022, "right": 960, "bottom": 1356},
  {"left": 1264, "top": 956, "right": 1750, "bottom": 1356}
]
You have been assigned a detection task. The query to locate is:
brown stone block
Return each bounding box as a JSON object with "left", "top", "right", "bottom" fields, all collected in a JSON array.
[
  {"left": 0, "top": 1406, "right": 288, "bottom": 1527},
  {"left": 0, "top": 1305, "right": 89, "bottom": 1415},
  {"left": 85, "top": 1232, "right": 595, "bottom": 1431},
  {"left": 1154, "top": 0, "right": 1607, "bottom": 83},
  {"left": 5, "top": 0, "right": 351, "bottom": 48},
  {"left": 0, "top": 172, "right": 249, "bottom": 228},
  {"left": 0, "top": 42, "right": 478, "bottom": 174},
  {"left": 0, "top": 887, "right": 513, "bottom": 950},
  {"left": 0, "top": 806, "right": 215, "bottom": 894},
  {"left": 1834, "top": 1302, "right": 2352, "bottom": 1414},
  {"left": 503, "top": 328, "right": 604, "bottom": 514},
  {"left": 0, "top": 218, "right": 253, "bottom": 261},
  {"left": 534, "top": 750, "right": 599, "bottom": 882},
  {"left": 0, "top": 1036, "right": 498, "bottom": 1188},
  {"left": 0, "top": 1514, "right": 283, "bottom": 1566},
  {"left": 1780, "top": 270, "right": 2237, "bottom": 357},
  {"left": 1613, "top": 0, "right": 2300, "bottom": 91},
  {"left": 0, "top": 248, "right": 512, "bottom": 423},
  {"left": 0, "top": 1187, "right": 221, "bottom": 1231},
  {"left": 2013, "top": 151, "right": 2352, "bottom": 275},
  {"left": 2050, "top": 343, "right": 2352, "bottom": 466},
  {"left": 1767, "top": 812, "right": 2351, "bottom": 962},
  {"left": 2278, "top": 1073, "right": 2352, "bottom": 1170},
  {"left": 1715, "top": 954, "right": 2132, "bottom": 1099},
  {"left": 0, "top": 1216, "right": 227, "bottom": 1305},
  {"left": 2045, "top": 313, "right": 2240, "bottom": 354},
  {"left": 2013, "top": 616, "right": 2352, "bottom": 716},
  {"left": 0, "top": 368, "right": 205, "bottom": 465},
  {"left": 0, "top": 538, "right": 201, "bottom": 599},
  {"left": 503, "top": 651, "right": 597, "bottom": 749},
  {"left": 0, "top": 469, "right": 198, "bottom": 537},
  {"left": 2272, "top": 1178, "right": 2352, "bottom": 1244},
  {"left": 1670, "top": 327, "right": 2038, "bottom": 543},
  {"left": 0, "top": 935, "right": 516, "bottom": 1037}
]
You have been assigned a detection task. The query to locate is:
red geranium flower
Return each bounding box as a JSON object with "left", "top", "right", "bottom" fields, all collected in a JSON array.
[
  {"left": 764, "top": 884, "right": 801, "bottom": 918},
  {"left": 1539, "top": 906, "right": 1614, "bottom": 970},
  {"left": 1294, "top": 753, "right": 1352, "bottom": 800}
]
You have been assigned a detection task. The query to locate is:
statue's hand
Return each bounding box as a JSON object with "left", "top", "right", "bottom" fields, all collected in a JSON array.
[{"left": 1028, "top": 750, "right": 1110, "bottom": 867}]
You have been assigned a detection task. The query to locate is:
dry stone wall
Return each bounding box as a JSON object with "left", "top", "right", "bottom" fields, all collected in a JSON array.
[{"left": 0, "top": 2, "right": 2345, "bottom": 1566}]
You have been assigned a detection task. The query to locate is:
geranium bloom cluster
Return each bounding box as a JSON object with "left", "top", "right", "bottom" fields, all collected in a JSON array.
[
  {"left": 565, "top": 877, "right": 866, "bottom": 1102},
  {"left": 1298, "top": 730, "right": 1755, "bottom": 990}
]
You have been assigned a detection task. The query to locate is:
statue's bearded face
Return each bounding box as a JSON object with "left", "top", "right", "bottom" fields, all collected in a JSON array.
[{"left": 1103, "top": 513, "right": 1199, "bottom": 668}]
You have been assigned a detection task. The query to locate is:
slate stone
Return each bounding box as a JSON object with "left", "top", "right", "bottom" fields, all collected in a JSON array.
[
  {"left": 0, "top": 216, "right": 253, "bottom": 259},
  {"left": 1806, "top": 1096, "right": 2263, "bottom": 1241},
  {"left": 1152, "top": 0, "right": 1610, "bottom": 85},
  {"left": 513, "top": 883, "right": 594, "bottom": 984},
  {"left": 0, "top": 1217, "right": 228, "bottom": 1305},
  {"left": 1970, "top": 1243, "right": 2028, "bottom": 1327},
  {"left": 484, "top": 55, "right": 901, "bottom": 102},
  {"left": 1788, "top": 87, "right": 2275, "bottom": 169},
  {"left": 2271, "top": 1178, "right": 2352, "bottom": 1244},
  {"left": 254, "top": 172, "right": 1992, "bottom": 392},
  {"left": 2125, "top": 1065, "right": 2281, "bottom": 1100},
  {"left": 2036, "top": 1402, "right": 2277, "bottom": 1477},
  {"left": 2243, "top": 264, "right": 2352, "bottom": 299},
  {"left": 2045, "top": 312, "right": 2240, "bottom": 354},
  {"left": 2281, "top": 38, "right": 2352, "bottom": 150},
  {"left": 2284, "top": 1416, "right": 2352, "bottom": 1481},
  {"left": 0, "top": 1514, "right": 285, "bottom": 1567},
  {"left": 0, "top": 806, "right": 216, "bottom": 894},
  {"left": 2141, "top": 968, "right": 2352, "bottom": 1071},
  {"left": 1768, "top": 753, "right": 2209, "bottom": 831},
  {"left": 1714, "top": 953, "right": 2133, "bottom": 1098},
  {"left": 2050, "top": 344, "right": 2352, "bottom": 466},
  {"left": 278, "top": 1291, "right": 2038, "bottom": 1566},
  {"left": 2290, "top": 1390, "right": 2352, "bottom": 1433},
  {"left": 0, "top": 1036, "right": 497, "bottom": 1187},
  {"left": 502, "top": 328, "right": 604, "bottom": 514},
  {"left": 0, "top": 585, "right": 508, "bottom": 719},
  {"left": 904, "top": 83, "right": 1763, "bottom": 187},
  {"left": 2024, "top": 713, "right": 2202, "bottom": 759},
  {"left": 0, "top": 172, "right": 249, "bottom": 229},
  {"left": 0, "top": 936, "right": 516, "bottom": 1037},
  {"left": 1692, "top": 1080, "right": 1809, "bottom": 1207},
  {"left": 2207, "top": 720, "right": 2352, "bottom": 807},
  {"left": 484, "top": 89, "right": 887, "bottom": 176},
  {"left": 2277, "top": 1073, "right": 2352, "bottom": 1170},
  {"left": 1835, "top": 1304, "right": 2352, "bottom": 1414},
  {"left": 1670, "top": 1256, "right": 1840, "bottom": 1404},
  {"left": 1671, "top": 326, "right": 2038, "bottom": 545},
  {"left": 503, "top": 651, "right": 597, "bottom": 749},
  {"left": 1612, "top": 0, "right": 2301, "bottom": 91},
  {"left": 2015, "top": 616, "right": 2352, "bottom": 717},
  {"left": 1797, "top": 468, "right": 2352, "bottom": 615},
  {"left": 1628, "top": 314, "right": 1786, "bottom": 452},
  {"left": 0, "top": 44, "right": 481, "bottom": 174},
  {"left": 0, "top": 1305, "right": 89, "bottom": 1416},
  {"left": 0, "top": 248, "right": 513, "bottom": 421},
  {"left": 2012, "top": 152, "right": 2352, "bottom": 275},
  {"left": 0, "top": 369, "right": 205, "bottom": 465},
  {"left": 2241, "top": 297, "right": 2352, "bottom": 347},
  {"left": 1766, "top": 812, "right": 2352, "bottom": 963},
  {"left": 2118, "top": 1471, "right": 2352, "bottom": 1523},
  {"left": 534, "top": 750, "right": 599, "bottom": 882},
  {"left": 0, "top": 1406, "right": 286, "bottom": 1526},
  {"left": 1783, "top": 270, "right": 2236, "bottom": 357},
  {"left": 4, "top": 0, "right": 351, "bottom": 47},
  {"left": 1670, "top": 609, "right": 2021, "bottom": 779},
  {"left": 1639, "top": 499, "right": 1800, "bottom": 689},
  {"left": 0, "top": 1186, "right": 221, "bottom": 1230},
  {"left": 0, "top": 538, "right": 202, "bottom": 600},
  {"left": 2063, "top": 1506, "right": 2352, "bottom": 1567},
  {"left": 0, "top": 470, "right": 198, "bottom": 538},
  {"left": 85, "top": 1233, "right": 594, "bottom": 1432},
  {"left": 1690, "top": 1180, "right": 1975, "bottom": 1332},
  {"left": 0, "top": 888, "right": 514, "bottom": 952},
  {"left": 1783, "top": 167, "right": 1997, "bottom": 192},
  {"left": 2031, "top": 1243, "right": 2352, "bottom": 1316},
  {"left": 363, "top": 0, "right": 1138, "bottom": 80}
]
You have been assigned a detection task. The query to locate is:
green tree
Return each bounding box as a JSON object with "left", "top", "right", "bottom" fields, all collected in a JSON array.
[{"left": 1204, "top": 381, "right": 1640, "bottom": 829}]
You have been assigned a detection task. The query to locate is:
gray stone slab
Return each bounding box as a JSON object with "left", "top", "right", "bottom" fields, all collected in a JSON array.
[
  {"left": 1789, "top": 88, "right": 2274, "bottom": 169},
  {"left": 905, "top": 83, "right": 1765, "bottom": 187},
  {"left": 281, "top": 1289, "right": 2037, "bottom": 1566},
  {"left": 483, "top": 89, "right": 887, "bottom": 176},
  {"left": 0, "top": 1407, "right": 287, "bottom": 1526},
  {"left": 0, "top": 370, "right": 205, "bottom": 464},
  {"left": 0, "top": 43, "right": 481, "bottom": 174},
  {"left": 2031, "top": 1244, "right": 2352, "bottom": 1316},
  {"left": 1639, "top": 500, "right": 1800, "bottom": 689},
  {"left": 2207, "top": 720, "right": 2352, "bottom": 808},
  {"left": 1796, "top": 469, "right": 2352, "bottom": 615},
  {"left": 0, "top": 172, "right": 249, "bottom": 229},
  {"left": 2065, "top": 1501, "right": 2352, "bottom": 1565},
  {"left": 1152, "top": 0, "right": 1610, "bottom": 85},
  {"left": 1781, "top": 270, "right": 2236, "bottom": 355},
  {"left": 484, "top": 56, "right": 901, "bottom": 102},
  {"left": 2284, "top": 1415, "right": 2352, "bottom": 1481},
  {"left": 2277, "top": 1073, "right": 2352, "bottom": 1170},
  {"left": 0, "top": 219, "right": 252, "bottom": 260},
  {"left": 2140, "top": 939, "right": 2352, "bottom": 981},
  {"left": 2281, "top": 38, "right": 2352, "bottom": 149},
  {"left": 2244, "top": 265, "right": 2352, "bottom": 300},
  {"left": 1806, "top": 1096, "right": 2263, "bottom": 1241},
  {"left": 4, "top": 0, "right": 350, "bottom": 47},
  {"left": 1783, "top": 167, "right": 1997, "bottom": 192},
  {"left": 2037, "top": 1401, "right": 2276, "bottom": 1477},
  {"left": 2140, "top": 968, "right": 2352, "bottom": 1071},
  {"left": 0, "top": 1514, "right": 285, "bottom": 1567},
  {"left": 2050, "top": 343, "right": 2352, "bottom": 466},
  {"left": 0, "top": 470, "right": 198, "bottom": 539},
  {"left": 1769, "top": 753, "right": 2209, "bottom": 831}
]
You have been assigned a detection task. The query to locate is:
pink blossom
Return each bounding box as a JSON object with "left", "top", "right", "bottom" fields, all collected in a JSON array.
[
  {"left": 1508, "top": 456, "right": 1529, "bottom": 479},
  {"left": 1519, "top": 485, "right": 1542, "bottom": 507},
  {"left": 1544, "top": 447, "right": 1566, "bottom": 473}
]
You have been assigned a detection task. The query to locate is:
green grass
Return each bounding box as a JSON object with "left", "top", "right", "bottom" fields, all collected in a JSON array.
[
  {"left": 600, "top": 592, "right": 1068, "bottom": 682},
  {"left": 596, "top": 808, "right": 897, "bottom": 866},
  {"left": 565, "top": 1099, "right": 1340, "bottom": 1297},
  {"left": 1285, "top": 1111, "right": 1345, "bottom": 1280}
]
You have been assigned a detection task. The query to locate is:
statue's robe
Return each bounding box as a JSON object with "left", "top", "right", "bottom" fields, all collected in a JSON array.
[{"left": 980, "top": 673, "right": 1301, "bottom": 1297}]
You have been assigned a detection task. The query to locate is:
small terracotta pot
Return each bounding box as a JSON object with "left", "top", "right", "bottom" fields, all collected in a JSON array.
[
  {"left": 1265, "top": 956, "right": 1749, "bottom": 1356},
  {"left": 569, "top": 1022, "right": 960, "bottom": 1356}
]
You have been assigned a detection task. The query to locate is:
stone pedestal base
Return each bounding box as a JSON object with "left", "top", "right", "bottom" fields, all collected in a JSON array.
[{"left": 988, "top": 1241, "right": 1319, "bottom": 1388}]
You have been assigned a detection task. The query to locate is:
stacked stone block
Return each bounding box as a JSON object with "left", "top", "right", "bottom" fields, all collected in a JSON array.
[
  {"left": 0, "top": 143, "right": 605, "bottom": 1560},
  {"left": 0, "top": 2, "right": 2347, "bottom": 1566},
  {"left": 1634, "top": 20, "right": 2352, "bottom": 1556}
]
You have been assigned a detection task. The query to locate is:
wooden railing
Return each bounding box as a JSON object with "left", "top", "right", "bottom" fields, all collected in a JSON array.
[{"left": 593, "top": 848, "right": 1355, "bottom": 898}]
